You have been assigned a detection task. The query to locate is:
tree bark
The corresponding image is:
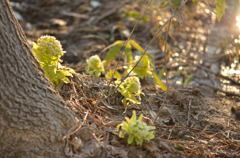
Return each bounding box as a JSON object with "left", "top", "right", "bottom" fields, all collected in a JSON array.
[{"left": 0, "top": 0, "right": 76, "bottom": 157}]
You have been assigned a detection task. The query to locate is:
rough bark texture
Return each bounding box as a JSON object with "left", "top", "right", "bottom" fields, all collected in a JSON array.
[{"left": 0, "top": 0, "right": 76, "bottom": 157}]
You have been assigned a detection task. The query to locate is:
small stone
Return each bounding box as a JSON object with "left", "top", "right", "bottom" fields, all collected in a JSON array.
[{"left": 90, "top": 1, "right": 102, "bottom": 9}]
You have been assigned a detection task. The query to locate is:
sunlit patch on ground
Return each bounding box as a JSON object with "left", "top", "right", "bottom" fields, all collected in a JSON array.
[{"left": 236, "top": 15, "right": 240, "bottom": 30}]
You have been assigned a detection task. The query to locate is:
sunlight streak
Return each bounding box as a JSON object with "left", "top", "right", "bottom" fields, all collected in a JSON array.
[{"left": 236, "top": 15, "right": 240, "bottom": 30}]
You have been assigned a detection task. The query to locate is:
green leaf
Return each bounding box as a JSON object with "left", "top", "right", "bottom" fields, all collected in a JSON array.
[
  {"left": 116, "top": 111, "right": 155, "bottom": 146},
  {"left": 128, "top": 135, "right": 134, "bottom": 144},
  {"left": 105, "top": 69, "right": 121, "bottom": 80},
  {"left": 104, "top": 40, "right": 148, "bottom": 66},
  {"left": 125, "top": 42, "right": 133, "bottom": 65},
  {"left": 133, "top": 55, "right": 152, "bottom": 78},
  {"left": 125, "top": 11, "right": 150, "bottom": 22},
  {"left": 129, "top": 40, "right": 145, "bottom": 53},
  {"left": 152, "top": 71, "right": 167, "bottom": 91},
  {"left": 215, "top": 0, "right": 226, "bottom": 21},
  {"left": 170, "top": 0, "right": 182, "bottom": 6},
  {"left": 104, "top": 41, "right": 125, "bottom": 63}
]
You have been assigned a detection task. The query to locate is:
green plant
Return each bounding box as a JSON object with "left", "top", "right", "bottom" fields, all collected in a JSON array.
[
  {"left": 131, "top": 55, "right": 152, "bottom": 78},
  {"left": 104, "top": 40, "right": 167, "bottom": 91},
  {"left": 116, "top": 76, "right": 142, "bottom": 106},
  {"left": 215, "top": 0, "right": 226, "bottom": 21},
  {"left": 85, "top": 40, "right": 167, "bottom": 106},
  {"left": 32, "top": 35, "right": 74, "bottom": 87},
  {"left": 105, "top": 69, "right": 121, "bottom": 80},
  {"left": 125, "top": 11, "right": 149, "bottom": 22},
  {"left": 104, "top": 40, "right": 137, "bottom": 65},
  {"left": 86, "top": 55, "right": 105, "bottom": 77},
  {"left": 117, "top": 111, "right": 155, "bottom": 145}
]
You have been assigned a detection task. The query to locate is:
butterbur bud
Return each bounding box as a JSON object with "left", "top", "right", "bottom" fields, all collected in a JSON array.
[
  {"left": 86, "top": 55, "right": 105, "bottom": 77},
  {"left": 33, "top": 35, "right": 64, "bottom": 59},
  {"left": 31, "top": 35, "right": 74, "bottom": 87},
  {"left": 123, "top": 77, "right": 141, "bottom": 94},
  {"left": 117, "top": 76, "right": 142, "bottom": 106}
]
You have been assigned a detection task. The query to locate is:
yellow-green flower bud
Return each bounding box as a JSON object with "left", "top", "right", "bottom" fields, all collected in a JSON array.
[{"left": 86, "top": 55, "right": 105, "bottom": 77}]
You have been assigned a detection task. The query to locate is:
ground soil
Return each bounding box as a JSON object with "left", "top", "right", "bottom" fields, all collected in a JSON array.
[{"left": 11, "top": 0, "right": 240, "bottom": 157}]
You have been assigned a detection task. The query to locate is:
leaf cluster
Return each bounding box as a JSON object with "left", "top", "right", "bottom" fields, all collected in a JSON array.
[
  {"left": 32, "top": 35, "right": 74, "bottom": 87},
  {"left": 116, "top": 77, "right": 142, "bottom": 106},
  {"left": 85, "top": 40, "right": 167, "bottom": 105},
  {"left": 117, "top": 111, "right": 155, "bottom": 146},
  {"left": 104, "top": 40, "right": 167, "bottom": 91}
]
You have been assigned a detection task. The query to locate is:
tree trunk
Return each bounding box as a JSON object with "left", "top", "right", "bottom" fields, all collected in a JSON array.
[{"left": 0, "top": 0, "right": 76, "bottom": 157}]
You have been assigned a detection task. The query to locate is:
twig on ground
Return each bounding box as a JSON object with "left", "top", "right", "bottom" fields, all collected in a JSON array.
[{"left": 63, "top": 111, "right": 89, "bottom": 140}]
